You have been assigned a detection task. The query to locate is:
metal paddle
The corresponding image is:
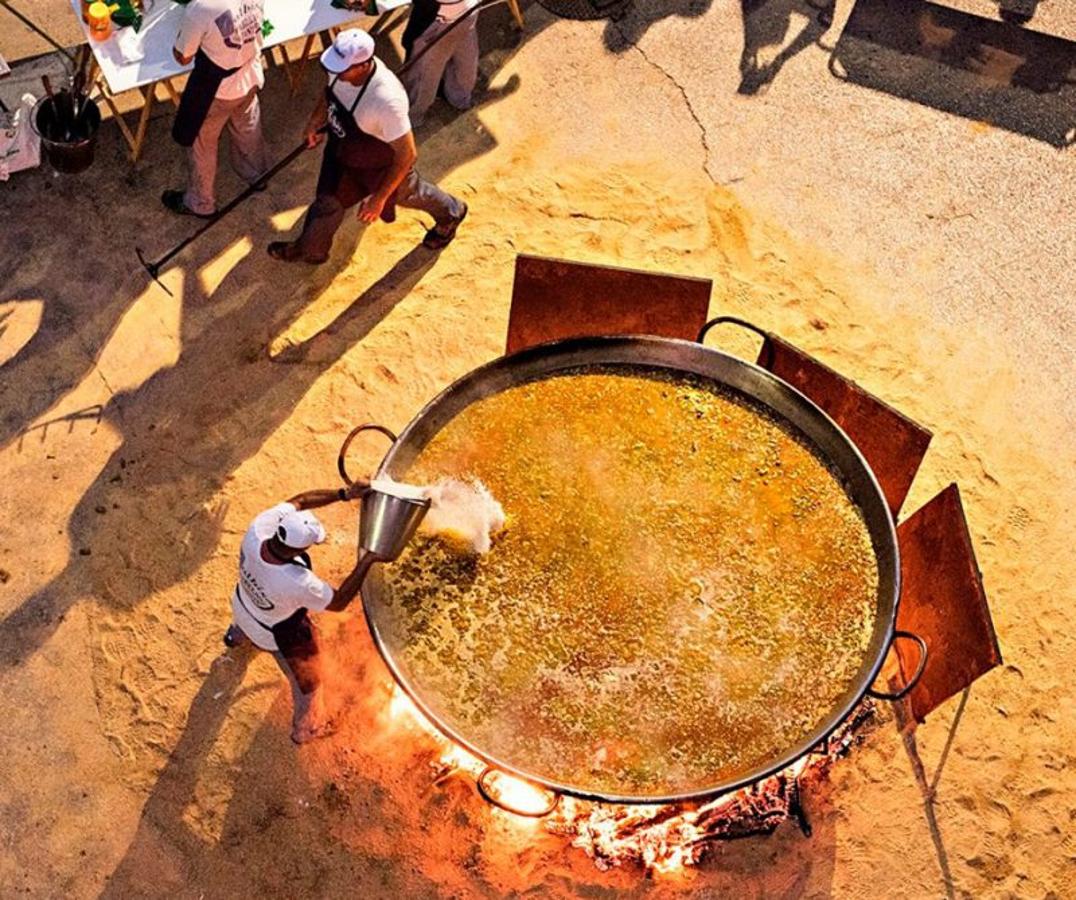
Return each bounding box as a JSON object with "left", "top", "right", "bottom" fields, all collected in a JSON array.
[{"left": 136, "top": 133, "right": 320, "bottom": 295}]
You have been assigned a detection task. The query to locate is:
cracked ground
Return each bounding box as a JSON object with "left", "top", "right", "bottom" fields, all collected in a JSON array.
[{"left": 0, "top": 0, "right": 1074, "bottom": 897}]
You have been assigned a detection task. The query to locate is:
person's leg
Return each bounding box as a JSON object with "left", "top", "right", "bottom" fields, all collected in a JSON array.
[
  {"left": 269, "top": 149, "right": 361, "bottom": 263},
  {"left": 225, "top": 88, "right": 270, "bottom": 183},
  {"left": 395, "top": 169, "right": 468, "bottom": 249},
  {"left": 443, "top": 17, "right": 479, "bottom": 110},
  {"left": 270, "top": 650, "right": 326, "bottom": 741},
  {"left": 402, "top": 21, "right": 457, "bottom": 126},
  {"left": 270, "top": 611, "right": 332, "bottom": 742},
  {"left": 395, "top": 169, "right": 465, "bottom": 227},
  {"left": 183, "top": 95, "right": 235, "bottom": 215}
]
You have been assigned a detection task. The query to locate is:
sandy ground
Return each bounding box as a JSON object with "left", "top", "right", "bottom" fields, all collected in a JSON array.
[{"left": 1, "top": 0, "right": 1074, "bottom": 898}]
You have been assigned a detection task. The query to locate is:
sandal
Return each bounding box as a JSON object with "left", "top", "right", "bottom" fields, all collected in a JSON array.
[
  {"left": 161, "top": 189, "right": 214, "bottom": 219},
  {"left": 423, "top": 202, "right": 468, "bottom": 250}
]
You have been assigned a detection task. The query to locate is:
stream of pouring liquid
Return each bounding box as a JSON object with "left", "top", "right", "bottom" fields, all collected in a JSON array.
[{"left": 371, "top": 476, "right": 506, "bottom": 554}]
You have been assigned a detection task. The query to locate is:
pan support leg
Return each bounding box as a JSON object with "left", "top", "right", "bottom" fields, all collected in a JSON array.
[{"left": 788, "top": 774, "right": 812, "bottom": 837}]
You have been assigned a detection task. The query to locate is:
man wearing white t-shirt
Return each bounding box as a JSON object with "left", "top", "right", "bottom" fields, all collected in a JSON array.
[
  {"left": 226, "top": 483, "right": 367, "bottom": 743},
  {"left": 163, "top": 0, "right": 269, "bottom": 218},
  {"left": 268, "top": 29, "right": 467, "bottom": 264}
]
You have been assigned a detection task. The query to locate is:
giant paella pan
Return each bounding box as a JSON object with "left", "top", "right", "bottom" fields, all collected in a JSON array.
[{"left": 341, "top": 325, "right": 926, "bottom": 804}]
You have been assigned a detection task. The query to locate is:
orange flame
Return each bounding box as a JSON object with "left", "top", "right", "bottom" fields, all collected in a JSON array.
[{"left": 379, "top": 684, "right": 872, "bottom": 873}]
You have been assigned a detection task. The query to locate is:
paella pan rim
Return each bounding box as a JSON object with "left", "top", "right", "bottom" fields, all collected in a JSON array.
[{"left": 362, "top": 334, "right": 900, "bottom": 805}]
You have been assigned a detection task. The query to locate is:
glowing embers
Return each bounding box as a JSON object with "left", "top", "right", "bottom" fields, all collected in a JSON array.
[
  {"left": 548, "top": 702, "right": 876, "bottom": 872},
  {"left": 385, "top": 684, "right": 876, "bottom": 873}
]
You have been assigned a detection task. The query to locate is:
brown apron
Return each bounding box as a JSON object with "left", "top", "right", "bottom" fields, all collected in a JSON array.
[{"left": 316, "top": 65, "right": 400, "bottom": 223}]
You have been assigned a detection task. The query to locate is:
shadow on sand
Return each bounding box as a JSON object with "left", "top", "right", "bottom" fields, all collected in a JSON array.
[
  {"left": 0, "top": 6, "right": 532, "bottom": 671},
  {"left": 830, "top": 0, "right": 1076, "bottom": 147}
]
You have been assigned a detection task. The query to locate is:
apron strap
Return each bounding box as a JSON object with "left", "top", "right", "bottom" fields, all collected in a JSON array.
[{"left": 330, "top": 65, "right": 377, "bottom": 118}]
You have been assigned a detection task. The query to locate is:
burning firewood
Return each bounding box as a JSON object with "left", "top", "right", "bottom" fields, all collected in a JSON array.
[{"left": 544, "top": 699, "right": 878, "bottom": 872}]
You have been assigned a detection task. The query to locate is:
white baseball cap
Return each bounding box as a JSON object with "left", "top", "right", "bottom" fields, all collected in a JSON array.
[
  {"left": 277, "top": 509, "right": 327, "bottom": 550},
  {"left": 320, "top": 29, "right": 375, "bottom": 73}
]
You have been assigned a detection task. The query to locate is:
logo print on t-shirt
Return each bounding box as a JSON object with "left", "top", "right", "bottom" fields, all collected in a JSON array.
[
  {"left": 214, "top": 4, "right": 261, "bottom": 51},
  {"left": 238, "top": 547, "right": 275, "bottom": 610}
]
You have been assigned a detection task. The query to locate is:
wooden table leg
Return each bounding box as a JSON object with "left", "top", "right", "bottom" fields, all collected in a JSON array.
[
  {"left": 81, "top": 56, "right": 163, "bottom": 162},
  {"left": 276, "top": 43, "right": 296, "bottom": 92},
  {"left": 286, "top": 33, "right": 317, "bottom": 96},
  {"left": 130, "top": 81, "right": 158, "bottom": 162},
  {"left": 86, "top": 55, "right": 139, "bottom": 158},
  {"left": 161, "top": 77, "right": 180, "bottom": 108},
  {"left": 94, "top": 76, "right": 138, "bottom": 155}
]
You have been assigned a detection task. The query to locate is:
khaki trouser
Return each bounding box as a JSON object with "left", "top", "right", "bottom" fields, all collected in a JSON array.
[
  {"left": 184, "top": 88, "right": 269, "bottom": 216},
  {"left": 296, "top": 165, "right": 464, "bottom": 262},
  {"left": 402, "top": 14, "right": 480, "bottom": 126}
]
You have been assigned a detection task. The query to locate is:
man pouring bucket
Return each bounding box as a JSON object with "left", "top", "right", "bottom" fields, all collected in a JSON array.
[
  {"left": 268, "top": 29, "right": 468, "bottom": 264},
  {"left": 225, "top": 475, "right": 432, "bottom": 744}
]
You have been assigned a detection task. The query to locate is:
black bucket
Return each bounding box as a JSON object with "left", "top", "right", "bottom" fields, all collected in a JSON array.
[{"left": 31, "top": 92, "right": 101, "bottom": 174}]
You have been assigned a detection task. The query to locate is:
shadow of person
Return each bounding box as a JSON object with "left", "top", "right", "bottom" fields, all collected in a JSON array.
[
  {"left": 0, "top": 237, "right": 436, "bottom": 671},
  {"left": 0, "top": 165, "right": 172, "bottom": 452},
  {"left": 100, "top": 630, "right": 450, "bottom": 898},
  {"left": 99, "top": 648, "right": 257, "bottom": 897},
  {"left": 738, "top": 0, "right": 833, "bottom": 95},
  {"left": 829, "top": 0, "right": 1076, "bottom": 147},
  {"left": 602, "top": 0, "right": 715, "bottom": 54},
  {"left": 0, "top": 7, "right": 547, "bottom": 674}
]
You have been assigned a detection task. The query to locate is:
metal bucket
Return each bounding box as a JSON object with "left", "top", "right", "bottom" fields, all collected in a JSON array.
[{"left": 31, "top": 93, "right": 101, "bottom": 174}]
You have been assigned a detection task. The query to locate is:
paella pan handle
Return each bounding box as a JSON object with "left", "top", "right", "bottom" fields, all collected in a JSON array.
[
  {"left": 866, "top": 630, "right": 929, "bottom": 702},
  {"left": 696, "top": 315, "right": 770, "bottom": 346},
  {"left": 338, "top": 423, "right": 398, "bottom": 486},
  {"left": 476, "top": 766, "right": 561, "bottom": 818}
]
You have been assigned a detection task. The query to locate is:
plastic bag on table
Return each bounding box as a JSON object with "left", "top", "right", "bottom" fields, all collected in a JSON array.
[{"left": 0, "top": 94, "right": 41, "bottom": 181}]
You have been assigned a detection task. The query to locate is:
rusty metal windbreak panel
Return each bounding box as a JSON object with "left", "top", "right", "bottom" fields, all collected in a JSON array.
[
  {"left": 758, "top": 335, "right": 932, "bottom": 518},
  {"left": 506, "top": 255, "right": 712, "bottom": 354},
  {"left": 894, "top": 483, "right": 1001, "bottom": 722}
]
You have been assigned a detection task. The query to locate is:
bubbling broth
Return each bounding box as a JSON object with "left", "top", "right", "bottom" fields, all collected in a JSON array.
[{"left": 376, "top": 367, "right": 879, "bottom": 796}]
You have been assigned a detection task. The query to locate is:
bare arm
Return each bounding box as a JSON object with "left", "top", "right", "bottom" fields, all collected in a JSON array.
[
  {"left": 304, "top": 92, "right": 329, "bottom": 147},
  {"left": 326, "top": 555, "right": 376, "bottom": 611},
  {"left": 358, "top": 131, "right": 417, "bottom": 223},
  {"left": 287, "top": 481, "right": 369, "bottom": 511},
  {"left": 173, "top": 8, "right": 199, "bottom": 65}
]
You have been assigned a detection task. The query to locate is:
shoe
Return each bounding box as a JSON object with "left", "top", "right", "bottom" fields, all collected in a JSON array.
[
  {"left": 267, "top": 241, "right": 327, "bottom": 264},
  {"left": 162, "top": 189, "right": 214, "bottom": 218},
  {"left": 291, "top": 716, "right": 337, "bottom": 744},
  {"left": 223, "top": 624, "right": 248, "bottom": 648},
  {"left": 423, "top": 202, "right": 467, "bottom": 250}
]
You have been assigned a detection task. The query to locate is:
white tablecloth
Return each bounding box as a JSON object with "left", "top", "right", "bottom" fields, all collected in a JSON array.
[{"left": 69, "top": 0, "right": 371, "bottom": 94}]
